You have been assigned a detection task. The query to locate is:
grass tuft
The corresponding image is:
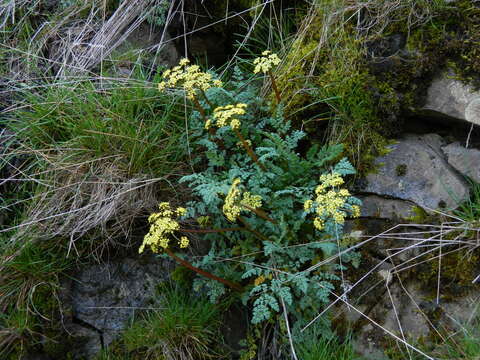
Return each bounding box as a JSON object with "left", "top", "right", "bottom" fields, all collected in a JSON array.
[{"left": 103, "top": 284, "right": 226, "bottom": 360}]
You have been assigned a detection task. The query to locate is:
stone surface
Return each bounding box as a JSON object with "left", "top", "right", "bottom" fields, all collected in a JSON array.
[
  {"left": 442, "top": 142, "right": 480, "bottom": 183},
  {"left": 354, "top": 281, "right": 431, "bottom": 359},
  {"left": 363, "top": 134, "right": 469, "bottom": 211},
  {"left": 119, "top": 23, "right": 180, "bottom": 68},
  {"left": 358, "top": 195, "right": 417, "bottom": 220},
  {"left": 348, "top": 282, "right": 480, "bottom": 359},
  {"left": 66, "top": 256, "right": 173, "bottom": 358},
  {"left": 422, "top": 71, "right": 480, "bottom": 126}
]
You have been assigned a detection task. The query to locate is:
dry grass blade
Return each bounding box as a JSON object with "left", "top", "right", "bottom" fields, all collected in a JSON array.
[{"left": 56, "top": 0, "right": 155, "bottom": 75}]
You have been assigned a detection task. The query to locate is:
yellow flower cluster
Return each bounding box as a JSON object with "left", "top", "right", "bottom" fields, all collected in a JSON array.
[
  {"left": 139, "top": 202, "right": 189, "bottom": 253},
  {"left": 223, "top": 178, "right": 262, "bottom": 222},
  {"left": 304, "top": 172, "right": 360, "bottom": 231},
  {"left": 253, "top": 50, "right": 281, "bottom": 74},
  {"left": 205, "top": 103, "right": 248, "bottom": 130},
  {"left": 158, "top": 58, "right": 222, "bottom": 100}
]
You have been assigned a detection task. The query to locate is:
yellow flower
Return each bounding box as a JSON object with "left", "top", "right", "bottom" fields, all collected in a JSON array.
[
  {"left": 254, "top": 275, "right": 266, "bottom": 286},
  {"left": 253, "top": 50, "right": 281, "bottom": 74},
  {"left": 223, "top": 178, "right": 242, "bottom": 222},
  {"left": 179, "top": 236, "right": 189, "bottom": 248},
  {"left": 305, "top": 172, "right": 360, "bottom": 231},
  {"left": 139, "top": 202, "right": 190, "bottom": 253},
  {"left": 351, "top": 205, "right": 361, "bottom": 218},
  {"left": 304, "top": 199, "right": 313, "bottom": 211},
  {"left": 223, "top": 178, "right": 262, "bottom": 222},
  {"left": 313, "top": 217, "right": 325, "bottom": 231},
  {"left": 157, "top": 58, "right": 222, "bottom": 99},
  {"left": 210, "top": 103, "right": 247, "bottom": 130},
  {"left": 176, "top": 207, "right": 187, "bottom": 217},
  {"left": 241, "top": 192, "right": 262, "bottom": 209},
  {"left": 205, "top": 119, "right": 212, "bottom": 130},
  {"left": 236, "top": 139, "right": 252, "bottom": 148}
]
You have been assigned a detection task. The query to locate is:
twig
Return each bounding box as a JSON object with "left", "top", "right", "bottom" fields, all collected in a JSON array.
[
  {"left": 164, "top": 248, "right": 243, "bottom": 292},
  {"left": 280, "top": 297, "right": 299, "bottom": 360}
]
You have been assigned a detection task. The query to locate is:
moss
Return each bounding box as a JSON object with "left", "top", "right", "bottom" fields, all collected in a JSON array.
[
  {"left": 415, "top": 247, "right": 480, "bottom": 299},
  {"left": 395, "top": 164, "right": 407, "bottom": 177},
  {"left": 377, "top": 0, "right": 480, "bottom": 106},
  {"left": 406, "top": 206, "right": 431, "bottom": 224},
  {"left": 275, "top": 9, "right": 393, "bottom": 174}
]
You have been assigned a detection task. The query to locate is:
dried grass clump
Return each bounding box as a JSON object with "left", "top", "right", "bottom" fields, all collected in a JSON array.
[{"left": 6, "top": 156, "right": 172, "bottom": 257}]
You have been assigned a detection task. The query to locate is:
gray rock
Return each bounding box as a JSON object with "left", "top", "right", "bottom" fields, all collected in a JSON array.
[
  {"left": 116, "top": 23, "right": 180, "bottom": 70},
  {"left": 442, "top": 142, "right": 480, "bottom": 183},
  {"left": 62, "top": 323, "right": 102, "bottom": 360},
  {"left": 354, "top": 281, "right": 431, "bottom": 359},
  {"left": 69, "top": 256, "right": 173, "bottom": 358},
  {"left": 358, "top": 195, "right": 417, "bottom": 220},
  {"left": 363, "top": 134, "right": 469, "bottom": 211},
  {"left": 422, "top": 71, "right": 480, "bottom": 126}
]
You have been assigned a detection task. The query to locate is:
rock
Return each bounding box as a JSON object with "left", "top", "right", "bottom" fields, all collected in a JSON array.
[
  {"left": 439, "top": 291, "right": 480, "bottom": 330},
  {"left": 67, "top": 256, "right": 173, "bottom": 358},
  {"left": 442, "top": 142, "right": 480, "bottom": 183},
  {"left": 119, "top": 23, "right": 180, "bottom": 69},
  {"left": 354, "top": 281, "right": 431, "bottom": 359},
  {"left": 62, "top": 323, "right": 102, "bottom": 360},
  {"left": 421, "top": 71, "right": 480, "bottom": 126},
  {"left": 358, "top": 195, "right": 417, "bottom": 220},
  {"left": 363, "top": 134, "right": 469, "bottom": 211}
]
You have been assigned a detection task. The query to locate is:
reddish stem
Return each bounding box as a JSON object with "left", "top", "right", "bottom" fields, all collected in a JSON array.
[
  {"left": 233, "top": 128, "right": 266, "bottom": 171},
  {"left": 200, "top": 89, "right": 213, "bottom": 108},
  {"left": 164, "top": 248, "right": 243, "bottom": 291},
  {"left": 192, "top": 96, "right": 216, "bottom": 136},
  {"left": 268, "top": 70, "right": 281, "bottom": 104},
  {"left": 242, "top": 206, "right": 277, "bottom": 224}
]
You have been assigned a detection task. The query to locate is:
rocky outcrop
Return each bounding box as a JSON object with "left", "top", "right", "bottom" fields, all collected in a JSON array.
[
  {"left": 62, "top": 256, "right": 174, "bottom": 359},
  {"left": 421, "top": 71, "right": 480, "bottom": 126},
  {"left": 362, "top": 133, "right": 470, "bottom": 212},
  {"left": 345, "top": 131, "right": 480, "bottom": 359},
  {"left": 442, "top": 142, "right": 480, "bottom": 184}
]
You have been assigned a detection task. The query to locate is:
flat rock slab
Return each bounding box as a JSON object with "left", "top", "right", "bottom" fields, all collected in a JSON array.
[
  {"left": 422, "top": 71, "right": 480, "bottom": 126},
  {"left": 364, "top": 134, "right": 469, "bottom": 211},
  {"left": 442, "top": 142, "right": 480, "bottom": 183},
  {"left": 358, "top": 195, "right": 417, "bottom": 220},
  {"left": 70, "top": 256, "right": 173, "bottom": 357}
]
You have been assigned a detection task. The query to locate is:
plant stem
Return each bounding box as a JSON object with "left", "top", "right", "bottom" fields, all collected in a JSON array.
[
  {"left": 192, "top": 95, "right": 207, "bottom": 121},
  {"left": 164, "top": 248, "right": 243, "bottom": 291},
  {"left": 242, "top": 206, "right": 277, "bottom": 224},
  {"left": 268, "top": 70, "right": 281, "bottom": 104},
  {"left": 200, "top": 89, "right": 213, "bottom": 108},
  {"left": 192, "top": 95, "right": 216, "bottom": 136},
  {"left": 233, "top": 128, "right": 266, "bottom": 171}
]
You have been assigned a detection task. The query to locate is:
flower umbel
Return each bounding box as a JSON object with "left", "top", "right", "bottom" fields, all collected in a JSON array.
[
  {"left": 139, "top": 202, "right": 189, "bottom": 253},
  {"left": 223, "top": 178, "right": 262, "bottom": 222},
  {"left": 208, "top": 103, "right": 248, "bottom": 130},
  {"left": 305, "top": 172, "right": 360, "bottom": 231},
  {"left": 253, "top": 50, "right": 281, "bottom": 74},
  {"left": 158, "top": 58, "right": 222, "bottom": 100}
]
